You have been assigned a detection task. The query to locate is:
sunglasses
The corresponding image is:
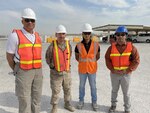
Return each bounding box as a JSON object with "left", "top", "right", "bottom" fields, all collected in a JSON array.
[
  {"left": 116, "top": 33, "right": 126, "bottom": 37},
  {"left": 24, "top": 19, "right": 35, "bottom": 23},
  {"left": 83, "top": 32, "right": 91, "bottom": 35}
]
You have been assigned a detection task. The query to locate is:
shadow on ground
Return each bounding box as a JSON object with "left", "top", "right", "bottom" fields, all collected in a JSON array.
[
  {"left": 0, "top": 108, "right": 13, "bottom": 113},
  {"left": 0, "top": 92, "right": 119, "bottom": 113},
  {"left": 42, "top": 99, "right": 124, "bottom": 113}
]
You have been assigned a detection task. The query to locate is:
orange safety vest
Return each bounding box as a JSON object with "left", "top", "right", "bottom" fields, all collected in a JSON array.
[
  {"left": 110, "top": 42, "right": 132, "bottom": 70},
  {"left": 15, "top": 29, "right": 42, "bottom": 70},
  {"left": 53, "top": 40, "right": 71, "bottom": 72},
  {"left": 77, "top": 41, "right": 99, "bottom": 74}
]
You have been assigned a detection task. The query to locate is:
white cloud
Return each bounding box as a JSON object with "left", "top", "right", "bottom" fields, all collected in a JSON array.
[
  {"left": 0, "top": 10, "right": 21, "bottom": 35},
  {"left": 0, "top": 10, "right": 20, "bottom": 19},
  {"left": 42, "top": 0, "right": 75, "bottom": 14},
  {"left": 0, "top": 10, "right": 20, "bottom": 24},
  {"left": 1, "top": 0, "right": 150, "bottom": 35},
  {"left": 87, "top": 0, "right": 130, "bottom": 8},
  {"left": 122, "top": 0, "right": 150, "bottom": 18},
  {"left": 87, "top": 0, "right": 150, "bottom": 25}
]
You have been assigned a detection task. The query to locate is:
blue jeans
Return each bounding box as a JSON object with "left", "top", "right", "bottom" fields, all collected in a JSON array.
[{"left": 79, "top": 73, "right": 97, "bottom": 103}]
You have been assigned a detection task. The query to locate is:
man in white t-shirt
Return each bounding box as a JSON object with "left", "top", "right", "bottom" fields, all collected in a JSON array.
[{"left": 6, "top": 8, "right": 43, "bottom": 113}]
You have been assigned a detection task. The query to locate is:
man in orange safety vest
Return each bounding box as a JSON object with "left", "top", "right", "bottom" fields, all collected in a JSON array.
[
  {"left": 75, "top": 23, "right": 100, "bottom": 111},
  {"left": 45, "top": 25, "right": 75, "bottom": 113},
  {"left": 6, "top": 8, "right": 43, "bottom": 113},
  {"left": 105, "top": 26, "right": 140, "bottom": 113}
]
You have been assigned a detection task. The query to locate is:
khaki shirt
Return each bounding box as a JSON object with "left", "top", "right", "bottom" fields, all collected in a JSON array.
[{"left": 45, "top": 40, "right": 72, "bottom": 75}]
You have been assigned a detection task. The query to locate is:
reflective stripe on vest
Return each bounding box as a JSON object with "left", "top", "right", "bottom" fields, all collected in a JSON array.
[
  {"left": 15, "top": 29, "right": 42, "bottom": 70},
  {"left": 77, "top": 41, "right": 99, "bottom": 74},
  {"left": 53, "top": 40, "right": 70, "bottom": 72},
  {"left": 19, "top": 44, "right": 41, "bottom": 48},
  {"left": 66, "top": 41, "right": 70, "bottom": 70},
  {"left": 110, "top": 42, "right": 132, "bottom": 70}
]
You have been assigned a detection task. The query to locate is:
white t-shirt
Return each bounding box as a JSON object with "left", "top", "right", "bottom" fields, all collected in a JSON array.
[{"left": 6, "top": 28, "right": 36, "bottom": 63}]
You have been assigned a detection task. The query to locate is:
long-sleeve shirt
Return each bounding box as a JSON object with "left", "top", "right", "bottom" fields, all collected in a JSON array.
[
  {"left": 45, "top": 40, "right": 72, "bottom": 70},
  {"left": 105, "top": 43, "right": 140, "bottom": 74}
]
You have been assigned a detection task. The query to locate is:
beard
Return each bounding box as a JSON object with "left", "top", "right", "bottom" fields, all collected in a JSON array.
[{"left": 117, "top": 37, "right": 126, "bottom": 45}]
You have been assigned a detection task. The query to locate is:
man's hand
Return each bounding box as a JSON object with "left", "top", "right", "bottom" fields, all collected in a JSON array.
[{"left": 6, "top": 52, "right": 15, "bottom": 70}]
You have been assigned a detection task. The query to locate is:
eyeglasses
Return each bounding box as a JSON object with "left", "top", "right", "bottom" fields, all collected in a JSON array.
[
  {"left": 116, "top": 33, "right": 126, "bottom": 37},
  {"left": 83, "top": 32, "right": 91, "bottom": 35},
  {"left": 24, "top": 19, "right": 35, "bottom": 23}
]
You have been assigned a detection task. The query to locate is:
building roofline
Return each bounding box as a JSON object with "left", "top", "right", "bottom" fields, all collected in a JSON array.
[{"left": 93, "top": 24, "right": 150, "bottom": 32}]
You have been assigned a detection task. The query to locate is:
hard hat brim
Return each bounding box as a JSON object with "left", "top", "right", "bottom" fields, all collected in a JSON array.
[
  {"left": 56, "top": 31, "right": 67, "bottom": 34},
  {"left": 82, "top": 30, "right": 93, "bottom": 33},
  {"left": 22, "top": 16, "right": 36, "bottom": 20}
]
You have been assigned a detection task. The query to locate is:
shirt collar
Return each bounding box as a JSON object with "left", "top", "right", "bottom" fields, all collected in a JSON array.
[
  {"left": 116, "top": 43, "right": 126, "bottom": 46},
  {"left": 22, "top": 28, "right": 35, "bottom": 35},
  {"left": 81, "top": 39, "right": 92, "bottom": 45}
]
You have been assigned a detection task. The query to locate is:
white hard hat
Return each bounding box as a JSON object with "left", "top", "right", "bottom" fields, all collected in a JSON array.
[
  {"left": 22, "top": 8, "right": 36, "bottom": 20},
  {"left": 82, "top": 23, "right": 93, "bottom": 33},
  {"left": 56, "top": 25, "right": 67, "bottom": 33}
]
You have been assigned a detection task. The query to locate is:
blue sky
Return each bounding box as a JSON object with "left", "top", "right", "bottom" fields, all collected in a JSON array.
[{"left": 1, "top": 0, "right": 150, "bottom": 35}]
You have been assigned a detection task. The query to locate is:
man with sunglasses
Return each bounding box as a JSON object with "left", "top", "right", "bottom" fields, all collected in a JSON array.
[
  {"left": 105, "top": 26, "right": 140, "bottom": 113},
  {"left": 6, "top": 8, "right": 43, "bottom": 113},
  {"left": 75, "top": 23, "right": 100, "bottom": 111},
  {"left": 45, "top": 25, "right": 75, "bottom": 113}
]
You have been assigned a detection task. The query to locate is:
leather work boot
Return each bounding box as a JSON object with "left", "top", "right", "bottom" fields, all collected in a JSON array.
[
  {"left": 64, "top": 101, "right": 75, "bottom": 112},
  {"left": 92, "top": 102, "right": 98, "bottom": 111},
  {"left": 108, "top": 105, "right": 116, "bottom": 113},
  {"left": 77, "top": 101, "right": 84, "bottom": 109},
  {"left": 50, "top": 104, "right": 57, "bottom": 113}
]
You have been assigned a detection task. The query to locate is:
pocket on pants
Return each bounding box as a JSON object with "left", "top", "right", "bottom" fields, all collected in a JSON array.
[
  {"left": 15, "top": 78, "right": 20, "bottom": 96},
  {"left": 14, "top": 63, "right": 20, "bottom": 75}
]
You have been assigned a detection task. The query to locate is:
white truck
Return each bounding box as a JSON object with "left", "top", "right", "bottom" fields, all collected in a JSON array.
[{"left": 132, "top": 33, "right": 150, "bottom": 43}]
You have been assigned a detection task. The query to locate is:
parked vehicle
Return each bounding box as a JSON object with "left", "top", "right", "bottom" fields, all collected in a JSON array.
[
  {"left": 102, "top": 34, "right": 131, "bottom": 43},
  {"left": 126, "top": 35, "right": 135, "bottom": 42},
  {"left": 102, "top": 36, "right": 108, "bottom": 42},
  {"left": 102, "top": 34, "right": 115, "bottom": 43},
  {"left": 132, "top": 33, "right": 150, "bottom": 43}
]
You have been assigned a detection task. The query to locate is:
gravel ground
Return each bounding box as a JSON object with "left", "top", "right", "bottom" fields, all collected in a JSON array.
[{"left": 0, "top": 40, "right": 150, "bottom": 113}]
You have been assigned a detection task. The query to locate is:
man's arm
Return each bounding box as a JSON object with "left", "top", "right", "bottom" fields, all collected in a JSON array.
[
  {"left": 69, "top": 43, "right": 72, "bottom": 57},
  {"left": 96, "top": 44, "right": 100, "bottom": 60},
  {"left": 45, "top": 45, "right": 53, "bottom": 64},
  {"left": 74, "top": 45, "right": 79, "bottom": 61},
  {"left": 126, "top": 45, "right": 140, "bottom": 74},
  {"left": 45, "top": 44, "right": 55, "bottom": 69},
  {"left": 96, "top": 52, "right": 100, "bottom": 61},
  {"left": 6, "top": 52, "right": 15, "bottom": 70},
  {"left": 75, "top": 52, "right": 79, "bottom": 61},
  {"left": 105, "top": 46, "right": 113, "bottom": 71}
]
